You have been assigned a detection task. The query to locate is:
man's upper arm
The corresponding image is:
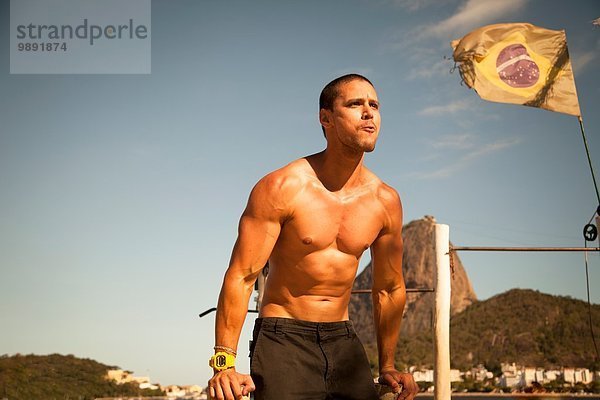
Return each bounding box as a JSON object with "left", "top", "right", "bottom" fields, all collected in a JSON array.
[
  {"left": 370, "top": 186, "right": 404, "bottom": 291},
  {"left": 227, "top": 172, "right": 292, "bottom": 281}
]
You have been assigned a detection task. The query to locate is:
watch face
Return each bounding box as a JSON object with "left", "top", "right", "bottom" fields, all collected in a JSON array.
[{"left": 216, "top": 354, "right": 227, "bottom": 368}]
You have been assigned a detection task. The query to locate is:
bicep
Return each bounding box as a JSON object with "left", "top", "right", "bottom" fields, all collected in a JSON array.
[
  {"left": 371, "top": 229, "right": 404, "bottom": 291},
  {"left": 229, "top": 212, "right": 281, "bottom": 277},
  {"left": 226, "top": 178, "right": 285, "bottom": 281},
  {"left": 371, "top": 188, "right": 404, "bottom": 291}
]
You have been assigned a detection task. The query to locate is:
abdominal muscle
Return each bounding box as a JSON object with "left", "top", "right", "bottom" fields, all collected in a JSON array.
[{"left": 259, "top": 249, "right": 361, "bottom": 322}]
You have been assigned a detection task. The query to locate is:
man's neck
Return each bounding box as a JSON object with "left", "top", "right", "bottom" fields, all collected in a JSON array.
[{"left": 308, "top": 148, "right": 366, "bottom": 192}]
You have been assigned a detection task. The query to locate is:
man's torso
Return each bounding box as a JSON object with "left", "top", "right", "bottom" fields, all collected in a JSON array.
[{"left": 260, "top": 156, "right": 392, "bottom": 322}]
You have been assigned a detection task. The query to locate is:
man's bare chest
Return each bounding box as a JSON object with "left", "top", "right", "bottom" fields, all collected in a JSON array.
[{"left": 279, "top": 191, "right": 384, "bottom": 257}]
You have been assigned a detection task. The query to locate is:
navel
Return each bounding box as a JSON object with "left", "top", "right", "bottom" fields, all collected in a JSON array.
[{"left": 302, "top": 237, "right": 313, "bottom": 245}]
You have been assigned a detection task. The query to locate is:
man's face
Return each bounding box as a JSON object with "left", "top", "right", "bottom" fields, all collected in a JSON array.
[{"left": 322, "top": 79, "right": 381, "bottom": 153}]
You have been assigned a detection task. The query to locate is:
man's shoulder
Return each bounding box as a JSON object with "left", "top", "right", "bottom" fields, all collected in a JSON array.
[
  {"left": 362, "top": 168, "right": 401, "bottom": 207},
  {"left": 252, "top": 158, "right": 311, "bottom": 198},
  {"left": 363, "top": 171, "right": 402, "bottom": 228},
  {"left": 377, "top": 181, "right": 401, "bottom": 207},
  {"left": 245, "top": 159, "right": 311, "bottom": 218}
]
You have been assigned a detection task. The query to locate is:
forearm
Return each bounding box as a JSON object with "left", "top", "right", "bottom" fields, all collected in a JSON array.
[
  {"left": 215, "top": 269, "right": 256, "bottom": 351},
  {"left": 373, "top": 285, "right": 406, "bottom": 372}
]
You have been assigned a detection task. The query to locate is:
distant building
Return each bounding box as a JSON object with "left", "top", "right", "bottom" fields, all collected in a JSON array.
[
  {"left": 408, "top": 367, "right": 460, "bottom": 383},
  {"left": 467, "top": 365, "right": 493, "bottom": 381},
  {"left": 523, "top": 368, "right": 536, "bottom": 386},
  {"left": 573, "top": 368, "right": 592, "bottom": 384},
  {"left": 412, "top": 369, "right": 434, "bottom": 382},
  {"left": 163, "top": 385, "right": 186, "bottom": 398},
  {"left": 106, "top": 369, "right": 159, "bottom": 390},
  {"left": 450, "top": 369, "right": 462, "bottom": 383},
  {"left": 412, "top": 364, "right": 597, "bottom": 391},
  {"left": 563, "top": 368, "right": 575, "bottom": 384},
  {"left": 535, "top": 370, "right": 544, "bottom": 383},
  {"left": 500, "top": 372, "right": 521, "bottom": 388},
  {"left": 544, "top": 370, "right": 560, "bottom": 382},
  {"left": 106, "top": 369, "right": 133, "bottom": 384},
  {"left": 182, "top": 385, "right": 204, "bottom": 395},
  {"left": 140, "top": 382, "right": 160, "bottom": 390},
  {"left": 501, "top": 363, "right": 518, "bottom": 376}
]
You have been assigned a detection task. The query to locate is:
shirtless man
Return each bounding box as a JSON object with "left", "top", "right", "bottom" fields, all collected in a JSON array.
[{"left": 208, "top": 74, "right": 418, "bottom": 400}]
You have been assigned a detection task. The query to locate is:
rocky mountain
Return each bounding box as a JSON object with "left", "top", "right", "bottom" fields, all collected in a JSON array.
[{"left": 349, "top": 215, "right": 478, "bottom": 344}]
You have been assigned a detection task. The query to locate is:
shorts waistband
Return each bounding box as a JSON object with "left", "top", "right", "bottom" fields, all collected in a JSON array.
[{"left": 255, "top": 317, "right": 354, "bottom": 336}]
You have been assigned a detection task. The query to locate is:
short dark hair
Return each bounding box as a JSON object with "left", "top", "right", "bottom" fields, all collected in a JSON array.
[
  {"left": 319, "top": 74, "right": 374, "bottom": 137},
  {"left": 319, "top": 74, "right": 374, "bottom": 111}
]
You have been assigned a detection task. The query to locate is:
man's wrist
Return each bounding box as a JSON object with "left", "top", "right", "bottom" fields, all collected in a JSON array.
[
  {"left": 379, "top": 365, "right": 397, "bottom": 373},
  {"left": 209, "top": 351, "right": 236, "bottom": 372},
  {"left": 213, "top": 345, "right": 237, "bottom": 356}
]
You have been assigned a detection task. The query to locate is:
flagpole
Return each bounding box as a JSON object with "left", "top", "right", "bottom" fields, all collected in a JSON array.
[{"left": 578, "top": 115, "right": 600, "bottom": 207}]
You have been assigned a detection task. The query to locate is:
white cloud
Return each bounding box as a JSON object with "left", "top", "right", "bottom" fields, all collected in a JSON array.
[
  {"left": 409, "top": 137, "right": 521, "bottom": 179},
  {"left": 407, "top": 58, "right": 454, "bottom": 80},
  {"left": 572, "top": 51, "right": 596, "bottom": 74},
  {"left": 429, "top": 133, "right": 477, "bottom": 149},
  {"left": 422, "top": 0, "right": 528, "bottom": 40},
  {"left": 384, "top": 0, "right": 529, "bottom": 51},
  {"left": 390, "top": 0, "right": 456, "bottom": 12},
  {"left": 419, "top": 99, "right": 472, "bottom": 116}
]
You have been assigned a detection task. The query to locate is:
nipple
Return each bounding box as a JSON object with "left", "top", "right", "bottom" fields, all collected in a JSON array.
[{"left": 302, "top": 237, "right": 313, "bottom": 245}]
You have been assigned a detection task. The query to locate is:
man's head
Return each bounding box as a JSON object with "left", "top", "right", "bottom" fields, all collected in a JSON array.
[
  {"left": 318, "top": 74, "right": 380, "bottom": 153},
  {"left": 319, "top": 74, "right": 375, "bottom": 113}
]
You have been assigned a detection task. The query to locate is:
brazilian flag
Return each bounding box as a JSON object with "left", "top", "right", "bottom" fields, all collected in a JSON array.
[{"left": 451, "top": 23, "right": 581, "bottom": 117}]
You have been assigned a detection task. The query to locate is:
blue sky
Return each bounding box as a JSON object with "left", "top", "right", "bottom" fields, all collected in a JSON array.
[{"left": 1, "top": 0, "right": 599, "bottom": 387}]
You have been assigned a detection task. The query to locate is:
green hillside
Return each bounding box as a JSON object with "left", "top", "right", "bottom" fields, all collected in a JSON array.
[
  {"left": 450, "top": 289, "right": 600, "bottom": 370},
  {"left": 363, "top": 289, "right": 600, "bottom": 371},
  {"left": 0, "top": 353, "right": 164, "bottom": 400}
]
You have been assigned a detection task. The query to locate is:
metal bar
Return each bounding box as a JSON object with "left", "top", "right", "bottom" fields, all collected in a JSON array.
[
  {"left": 199, "top": 307, "right": 217, "bottom": 318},
  {"left": 351, "top": 288, "right": 434, "bottom": 294},
  {"left": 451, "top": 246, "right": 600, "bottom": 252},
  {"left": 198, "top": 308, "right": 259, "bottom": 318}
]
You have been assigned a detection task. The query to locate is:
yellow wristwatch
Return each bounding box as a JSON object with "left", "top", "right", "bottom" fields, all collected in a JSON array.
[{"left": 209, "top": 351, "right": 236, "bottom": 371}]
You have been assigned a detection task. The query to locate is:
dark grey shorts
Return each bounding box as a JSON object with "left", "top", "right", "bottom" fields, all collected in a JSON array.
[{"left": 250, "top": 317, "right": 379, "bottom": 400}]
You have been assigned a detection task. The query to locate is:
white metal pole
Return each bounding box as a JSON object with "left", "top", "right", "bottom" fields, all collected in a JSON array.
[
  {"left": 255, "top": 268, "right": 267, "bottom": 311},
  {"left": 434, "top": 224, "right": 451, "bottom": 400}
]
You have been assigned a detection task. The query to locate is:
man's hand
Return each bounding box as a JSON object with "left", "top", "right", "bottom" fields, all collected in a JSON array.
[
  {"left": 208, "top": 368, "right": 255, "bottom": 400},
  {"left": 378, "top": 369, "right": 419, "bottom": 400}
]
